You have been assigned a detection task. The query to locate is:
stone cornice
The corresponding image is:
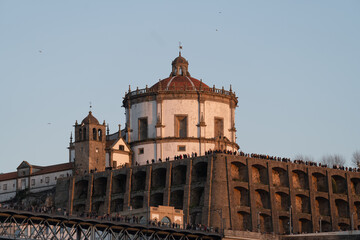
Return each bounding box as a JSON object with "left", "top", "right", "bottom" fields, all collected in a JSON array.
[
  {"left": 129, "top": 137, "right": 239, "bottom": 149},
  {"left": 122, "top": 90, "right": 238, "bottom": 108}
]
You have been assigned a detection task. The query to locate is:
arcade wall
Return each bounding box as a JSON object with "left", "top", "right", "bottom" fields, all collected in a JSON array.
[{"left": 56, "top": 154, "right": 360, "bottom": 234}]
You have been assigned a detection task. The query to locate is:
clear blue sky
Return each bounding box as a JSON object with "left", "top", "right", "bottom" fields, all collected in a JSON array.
[{"left": 0, "top": 1, "right": 359, "bottom": 173}]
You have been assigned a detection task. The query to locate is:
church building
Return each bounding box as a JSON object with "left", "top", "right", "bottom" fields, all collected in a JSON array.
[
  {"left": 69, "top": 52, "right": 238, "bottom": 170},
  {"left": 123, "top": 52, "right": 239, "bottom": 165}
]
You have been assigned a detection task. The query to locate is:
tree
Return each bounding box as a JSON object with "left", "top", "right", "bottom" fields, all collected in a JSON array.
[
  {"left": 294, "top": 154, "right": 314, "bottom": 162},
  {"left": 320, "top": 154, "right": 346, "bottom": 166},
  {"left": 352, "top": 150, "right": 360, "bottom": 168}
]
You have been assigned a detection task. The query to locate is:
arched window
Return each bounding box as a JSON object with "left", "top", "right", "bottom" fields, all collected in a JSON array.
[
  {"left": 93, "top": 128, "right": 97, "bottom": 140},
  {"left": 161, "top": 217, "right": 171, "bottom": 227},
  {"left": 98, "top": 129, "right": 102, "bottom": 141},
  {"left": 83, "top": 128, "right": 86, "bottom": 140},
  {"left": 79, "top": 129, "right": 82, "bottom": 141}
]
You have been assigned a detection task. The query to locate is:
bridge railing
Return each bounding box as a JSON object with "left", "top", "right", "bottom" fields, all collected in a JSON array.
[{"left": 0, "top": 209, "right": 222, "bottom": 240}]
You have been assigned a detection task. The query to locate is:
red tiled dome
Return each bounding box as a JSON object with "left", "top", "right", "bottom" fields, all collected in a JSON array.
[{"left": 150, "top": 76, "right": 209, "bottom": 91}]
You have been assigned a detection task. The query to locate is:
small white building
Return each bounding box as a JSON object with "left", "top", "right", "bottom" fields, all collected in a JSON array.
[
  {"left": 0, "top": 161, "right": 73, "bottom": 202},
  {"left": 122, "top": 53, "right": 239, "bottom": 165}
]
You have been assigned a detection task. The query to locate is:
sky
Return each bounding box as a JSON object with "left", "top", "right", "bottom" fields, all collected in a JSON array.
[{"left": 0, "top": 1, "right": 359, "bottom": 173}]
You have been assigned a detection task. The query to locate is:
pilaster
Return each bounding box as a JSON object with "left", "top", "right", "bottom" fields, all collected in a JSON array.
[
  {"left": 327, "top": 171, "right": 337, "bottom": 231},
  {"left": 68, "top": 177, "right": 75, "bottom": 215},
  {"left": 307, "top": 168, "right": 317, "bottom": 231},
  {"left": 144, "top": 166, "right": 152, "bottom": 208},
  {"left": 124, "top": 168, "right": 132, "bottom": 208},
  {"left": 85, "top": 174, "right": 94, "bottom": 213},
  {"left": 287, "top": 164, "right": 297, "bottom": 233},
  {"left": 267, "top": 161, "right": 279, "bottom": 234},
  {"left": 247, "top": 159, "right": 257, "bottom": 231},
  {"left": 163, "top": 162, "right": 172, "bottom": 206},
  {"left": 203, "top": 155, "right": 214, "bottom": 226},
  {"left": 104, "top": 171, "right": 113, "bottom": 214},
  {"left": 346, "top": 172, "right": 355, "bottom": 229},
  {"left": 183, "top": 159, "right": 193, "bottom": 224}
]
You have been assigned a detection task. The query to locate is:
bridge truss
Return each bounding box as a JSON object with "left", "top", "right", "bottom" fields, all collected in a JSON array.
[{"left": 0, "top": 210, "right": 221, "bottom": 240}]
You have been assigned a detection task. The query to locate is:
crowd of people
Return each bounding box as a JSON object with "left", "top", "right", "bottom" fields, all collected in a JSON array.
[{"left": 138, "top": 148, "right": 360, "bottom": 174}]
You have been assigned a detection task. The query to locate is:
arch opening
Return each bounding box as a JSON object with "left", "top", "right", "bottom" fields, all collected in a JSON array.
[
  {"left": 132, "top": 171, "right": 146, "bottom": 192},
  {"left": 151, "top": 168, "right": 167, "bottom": 189},
  {"left": 252, "top": 165, "right": 268, "bottom": 185},
  {"left": 172, "top": 165, "right": 187, "bottom": 185},
  {"left": 292, "top": 170, "right": 308, "bottom": 190},
  {"left": 255, "top": 189, "right": 270, "bottom": 209},
  {"left": 234, "top": 187, "right": 249, "bottom": 207},
  {"left": 192, "top": 162, "right": 207, "bottom": 183},
  {"left": 231, "top": 162, "right": 248, "bottom": 182}
]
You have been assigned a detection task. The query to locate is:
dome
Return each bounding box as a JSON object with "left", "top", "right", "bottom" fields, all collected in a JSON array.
[
  {"left": 150, "top": 75, "right": 209, "bottom": 91},
  {"left": 149, "top": 53, "right": 209, "bottom": 91},
  {"left": 81, "top": 111, "right": 99, "bottom": 125},
  {"left": 169, "top": 52, "right": 191, "bottom": 77},
  {"left": 172, "top": 54, "right": 188, "bottom": 66}
]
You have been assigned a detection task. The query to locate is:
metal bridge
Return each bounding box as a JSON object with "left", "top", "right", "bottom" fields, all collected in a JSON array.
[{"left": 0, "top": 209, "right": 222, "bottom": 240}]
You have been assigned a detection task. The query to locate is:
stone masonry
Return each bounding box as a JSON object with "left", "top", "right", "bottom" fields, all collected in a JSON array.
[{"left": 56, "top": 153, "right": 360, "bottom": 235}]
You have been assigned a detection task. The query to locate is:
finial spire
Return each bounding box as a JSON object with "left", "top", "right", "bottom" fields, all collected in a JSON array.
[
  {"left": 70, "top": 132, "right": 73, "bottom": 143},
  {"left": 89, "top": 101, "right": 92, "bottom": 112},
  {"left": 107, "top": 124, "right": 109, "bottom": 135},
  {"left": 179, "top": 41, "right": 182, "bottom": 56}
]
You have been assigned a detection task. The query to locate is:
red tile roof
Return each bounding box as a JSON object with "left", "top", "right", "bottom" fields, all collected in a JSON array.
[
  {"left": 106, "top": 139, "right": 117, "bottom": 149},
  {"left": 32, "top": 162, "right": 73, "bottom": 176},
  {"left": 0, "top": 172, "right": 17, "bottom": 181},
  {"left": 0, "top": 162, "right": 73, "bottom": 181},
  {"left": 151, "top": 76, "right": 209, "bottom": 91}
]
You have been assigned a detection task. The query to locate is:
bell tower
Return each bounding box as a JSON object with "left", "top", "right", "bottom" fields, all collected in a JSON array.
[{"left": 73, "top": 111, "right": 106, "bottom": 174}]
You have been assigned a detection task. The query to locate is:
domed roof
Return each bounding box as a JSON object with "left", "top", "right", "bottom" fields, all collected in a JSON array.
[
  {"left": 149, "top": 52, "right": 209, "bottom": 91},
  {"left": 150, "top": 75, "right": 209, "bottom": 91},
  {"left": 172, "top": 54, "right": 188, "bottom": 66},
  {"left": 81, "top": 111, "right": 99, "bottom": 125}
]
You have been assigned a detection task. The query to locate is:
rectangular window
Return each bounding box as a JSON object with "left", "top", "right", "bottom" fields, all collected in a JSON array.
[
  {"left": 175, "top": 115, "right": 188, "bottom": 138},
  {"left": 138, "top": 148, "right": 144, "bottom": 155},
  {"left": 31, "top": 179, "right": 35, "bottom": 186},
  {"left": 3, "top": 184, "right": 7, "bottom": 190},
  {"left": 138, "top": 118, "right": 148, "bottom": 140},
  {"left": 45, "top": 177, "right": 49, "bottom": 183},
  {"left": 113, "top": 161, "right": 117, "bottom": 168},
  {"left": 178, "top": 145, "right": 186, "bottom": 151},
  {"left": 119, "top": 145, "right": 125, "bottom": 151},
  {"left": 214, "top": 117, "right": 224, "bottom": 138}
]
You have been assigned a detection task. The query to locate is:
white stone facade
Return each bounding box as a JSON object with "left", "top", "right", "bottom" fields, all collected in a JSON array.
[
  {"left": 123, "top": 54, "right": 239, "bottom": 165},
  {"left": 0, "top": 179, "right": 16, "bottom": 202},
  {"left": 0, "top": 161, "right": 73, "bottom": 203}
]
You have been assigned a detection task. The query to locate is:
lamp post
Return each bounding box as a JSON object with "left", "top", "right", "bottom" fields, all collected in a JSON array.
[
  {"left": 319, "top": 216, "right": 322, "bottom": 233},
  {"left": 289, "top": 205, "right": 292, "bottom": 235}
]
